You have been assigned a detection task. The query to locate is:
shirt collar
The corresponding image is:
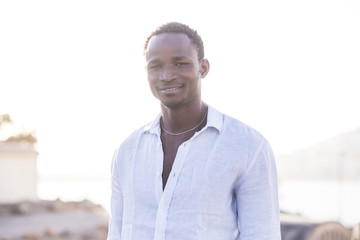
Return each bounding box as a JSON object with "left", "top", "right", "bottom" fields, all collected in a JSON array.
[
  {"left": 143, "top": 114, "right": 161, "bottom": 135},
  {"left": 206, "top": 105, "right": 223, "bottom": 133},
  {"left": 143, "top": 105, "right": 223, "bottom": 136}
]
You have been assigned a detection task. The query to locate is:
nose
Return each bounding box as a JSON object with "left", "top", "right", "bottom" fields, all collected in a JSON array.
[{"left": 159, "top": 65, "right": 175, "bottom": 82}]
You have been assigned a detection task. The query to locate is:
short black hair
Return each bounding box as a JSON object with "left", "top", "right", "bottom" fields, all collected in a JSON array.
[{"left": 144, "top": 22, "right": 204, "bottom": 61}]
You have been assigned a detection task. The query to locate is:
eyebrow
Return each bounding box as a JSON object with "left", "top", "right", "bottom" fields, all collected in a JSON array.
[
  {"left": 147, "top": 56, "right": 191, "bottom": 65},
  {"left": 172, "top": 56, "right": 190, "bottom": 61}
]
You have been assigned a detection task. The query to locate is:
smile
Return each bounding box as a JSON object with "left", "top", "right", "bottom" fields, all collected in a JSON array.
[
  {"left": 159, "top": 85, "right": 183, "bottom": 92},
  {"left": 166, "top": 87, "right": 178, "bottom": 91}
]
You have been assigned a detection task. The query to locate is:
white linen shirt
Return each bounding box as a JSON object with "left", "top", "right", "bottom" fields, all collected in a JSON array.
[{"left": 108, "top": 106, "right": 281, "bottom": 240}]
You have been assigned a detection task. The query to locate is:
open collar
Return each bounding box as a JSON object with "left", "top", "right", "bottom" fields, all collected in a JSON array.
[{"left": 142, "top": 105, "right": 223, "bottom": 136}]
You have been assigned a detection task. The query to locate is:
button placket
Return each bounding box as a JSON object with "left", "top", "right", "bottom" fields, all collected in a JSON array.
[
  {"left": 153, "top": 140, "right": 190, "bottom": 240},
  {"left": 154, "top": 138, "right": 164, "bottom": 203}
]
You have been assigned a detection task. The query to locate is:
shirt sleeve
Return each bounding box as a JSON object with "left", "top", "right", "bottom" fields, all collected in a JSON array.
[
  {"left": 236, "top": 139, "right": 281, "bottom": 239},
  {"left": 107, "top": 149, "right": 123, "bottom": 240}
]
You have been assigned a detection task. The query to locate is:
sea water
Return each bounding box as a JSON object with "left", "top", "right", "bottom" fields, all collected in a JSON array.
[
  {"left": 38, "top": 177, "right": 360, "bottom": 227},
  {"left": 279, "top": 179, "right": 360, "bottom": 227}
]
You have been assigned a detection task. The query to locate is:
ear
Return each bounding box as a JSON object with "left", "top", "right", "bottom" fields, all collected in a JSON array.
[{"left": 199, "top": 59, "right": 210, "bottom": 78}]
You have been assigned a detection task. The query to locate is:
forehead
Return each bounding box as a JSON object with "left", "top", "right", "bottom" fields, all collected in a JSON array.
[{"left": 146, "top": 33, "right": 198, "bottom": 61}]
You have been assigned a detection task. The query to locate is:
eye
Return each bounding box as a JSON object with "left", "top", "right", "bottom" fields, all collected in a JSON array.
[
  {"left": 175, "top": 62, "right": 188, "bottom": 67},
  {"left": 148, "top": 64, "right": 161, "bottom": 70}
]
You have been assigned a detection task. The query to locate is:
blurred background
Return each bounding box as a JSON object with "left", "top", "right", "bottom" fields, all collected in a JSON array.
[{"left": 1, "top": 0, "right": 359, "bottom": 239}]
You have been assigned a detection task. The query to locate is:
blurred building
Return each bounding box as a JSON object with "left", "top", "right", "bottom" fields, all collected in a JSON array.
[
  {"left": 0, "top": 142, "right": 38, "bottom": 203},
  {"left": 277, "top": 128, "right": 360, "bottom": 181}
]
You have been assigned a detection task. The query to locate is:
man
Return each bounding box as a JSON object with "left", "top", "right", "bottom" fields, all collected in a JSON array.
[{"left": 108, "top": 22, "right": 281, "bottom": 240}]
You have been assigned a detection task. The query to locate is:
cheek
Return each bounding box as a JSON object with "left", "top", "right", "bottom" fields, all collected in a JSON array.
[
  {"left": 147, "top": 77, "right": 158, "bottom": 96},
  {"left": 147, "top": 70, "right": 160, "bottom": 80},
  {"left": 147, "top": 73, "right": 156, "bottom": 85}
]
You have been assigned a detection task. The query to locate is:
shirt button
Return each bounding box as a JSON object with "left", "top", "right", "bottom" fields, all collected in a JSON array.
[{"left": 156, "top": 172, "right": 161, "bottom": 177}]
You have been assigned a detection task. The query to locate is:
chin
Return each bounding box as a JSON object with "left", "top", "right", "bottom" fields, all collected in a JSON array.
[{"left": 160, "top": 99, "right": 185, "bottom": 110}]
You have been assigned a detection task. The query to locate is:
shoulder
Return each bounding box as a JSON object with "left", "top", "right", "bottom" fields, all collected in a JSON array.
[
  {"left": 218, "top": 111, "right": 276, "bottom": 181},
  {"left": 111, "top": 122, "right": 152, "bottom": 170},
  {"left": 207, "top": 106, "right": 270, "bottom": 159},
  {"left": 220, "top": 111, "right": 267, "bottom": 146},
  {"left": 116, "top": 121, "right": 152, "bottom": 153}
]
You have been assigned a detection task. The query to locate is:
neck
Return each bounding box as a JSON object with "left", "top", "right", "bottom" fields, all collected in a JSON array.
[{"left": 160, "top": 101, "right": 207, "bottom": 134}]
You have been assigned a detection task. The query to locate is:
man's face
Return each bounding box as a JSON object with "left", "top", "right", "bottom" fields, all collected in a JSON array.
[{"left": 145, "top": 33, "right": 207, "bottom": 109}]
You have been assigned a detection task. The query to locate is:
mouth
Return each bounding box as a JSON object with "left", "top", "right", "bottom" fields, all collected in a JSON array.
[{"left": 159, "top": 85, "right": 183, "bottom": 93}]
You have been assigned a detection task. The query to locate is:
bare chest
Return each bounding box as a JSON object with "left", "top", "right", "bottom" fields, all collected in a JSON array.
[{"left": 160, "top": 134, "right": 191, "bottom": 189}]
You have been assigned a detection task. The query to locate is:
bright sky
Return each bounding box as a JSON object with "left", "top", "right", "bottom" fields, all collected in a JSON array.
[{"left": 1, "top": 0, "right": 359, "bottom": 177}]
